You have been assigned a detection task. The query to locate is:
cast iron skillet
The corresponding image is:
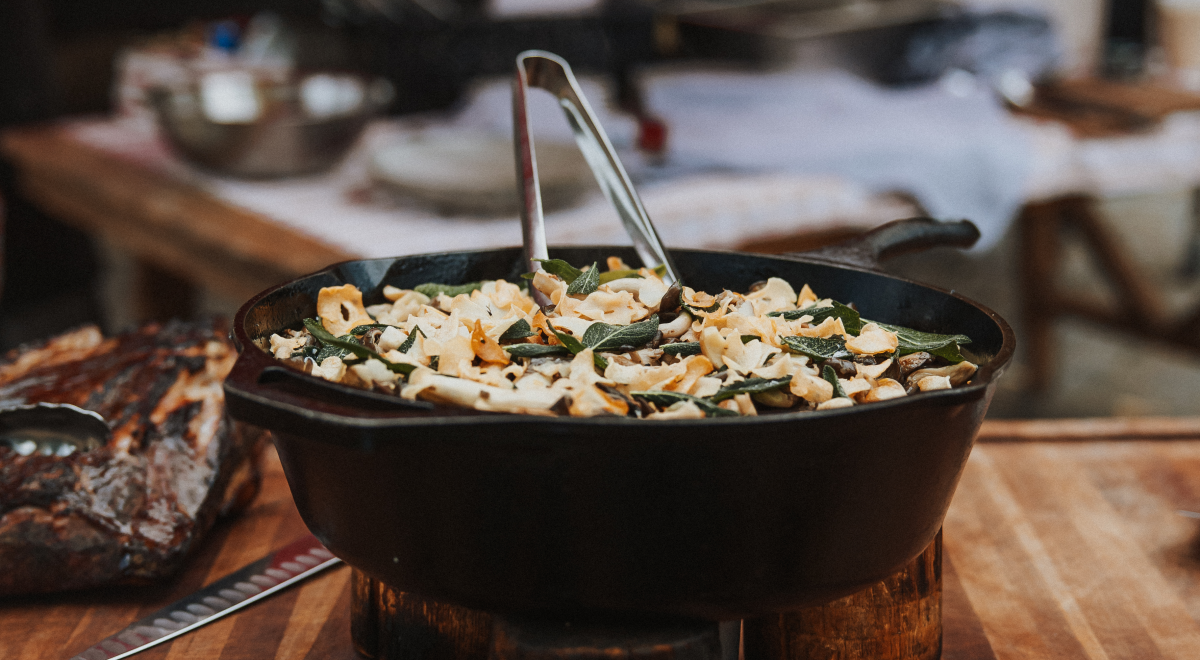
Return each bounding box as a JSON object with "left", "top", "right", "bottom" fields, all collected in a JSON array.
[{"left": 223, "top": 218, "right": 1015, "bottom": 622}]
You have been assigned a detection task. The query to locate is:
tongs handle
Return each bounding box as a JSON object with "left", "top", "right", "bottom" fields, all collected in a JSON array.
[{"left": 513, "top": 50, "right": 680, "bottom": 299}]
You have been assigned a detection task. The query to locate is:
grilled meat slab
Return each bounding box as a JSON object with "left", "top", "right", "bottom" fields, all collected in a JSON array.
[{"left": 0, "top": 320, "right": 265, "bottom": 595}]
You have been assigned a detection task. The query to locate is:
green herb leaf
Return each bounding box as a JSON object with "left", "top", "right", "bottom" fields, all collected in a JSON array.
[
  {"left": 548, "top": 324, "right": 607, "bottom": 370},
  {"left": 504, "top": 343, "right": 571, "bottom": 358},
  {"left": 782, "top": 336, "right": 852, "bottom": 361},
  {"left": 566, "top": 262, "right": 600, "bottom": 296},
  {"left": 414, "top": 282, "right": 485, "bottom": 298},
  {"left": 661, "top": 342, "right": 702, "bottom": 357},
  {"left": 869, "top": 321, "right": 971, "bottom": 363},
  {"left": 927, "top": 343, "right": 966, "bottom": 363},
  {"left": 812, "top": 302, "right": 862, "bottom": 335},
  {"left": 549, "top": 326, "right": 586, "bottom": 354},
  {"left": 740, "top": 334, "right": 761, "bottom": 344},
  {"left": 683, "top": 301, "right": 721, "bottom": 314},
  {"left": 303, "top": 318, "right": 415, "bottom": 375},
  {"left": 595, "top": 265, "right": 666, "bottom": 283},
  {"left": 581, "top": 314, "right": 660, "bottom": 353},
  {"left": 314, "top": 343, "right": 351, "bottom": 362},
  {"left": 533, "top": 258, "right": 584, "bottom": 284},
  {"left": 822, "top": 365, "right": 847, "bottom": 398},
  {"left": 771, "top": 301, "right": 862, "bottom": 335},
  {"left": 598, "top": 269, "right": 643, "bottom": 284},
  {"left": 630, "top": 391, "right": 740, "bottom": 417},
  {"left": 349, "top": 323, "right": 395, "bottom": 335},
  {"left": 398, "top": 326, "right": 425, "bottom": 354},
  {"left": 710, "top": 376, "right": 792, "bottom": 402},
  {"left": 429, "top": 356, "right": 439, "bottom": 370},
  {"left": 767, "top": 309, "right": 811, "bottom": 320},
  {"left": 499, "top": 318, "right": 536, "bottom": 341}
]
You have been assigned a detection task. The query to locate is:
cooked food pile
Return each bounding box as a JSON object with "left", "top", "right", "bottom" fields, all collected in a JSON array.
[{"left": 264, "top": 257, "right": 978, "bottom": 418}]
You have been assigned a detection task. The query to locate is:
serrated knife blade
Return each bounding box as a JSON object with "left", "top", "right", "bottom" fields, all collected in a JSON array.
[{"left": 68, "top": 534, "right": 341, "bottom": 660}]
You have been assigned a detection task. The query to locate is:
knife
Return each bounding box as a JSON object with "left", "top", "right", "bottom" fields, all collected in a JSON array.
[{"left": 69, "top": 534, "right": 341, "bottom": 660}]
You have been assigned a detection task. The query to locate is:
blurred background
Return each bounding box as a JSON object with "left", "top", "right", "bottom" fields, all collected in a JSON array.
[{"left": 1, "top": 0, "right": 1198, "bottom": 418}]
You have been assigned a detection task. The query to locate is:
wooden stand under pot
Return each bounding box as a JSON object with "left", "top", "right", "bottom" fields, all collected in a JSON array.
[{"left": 350, "top": 534, "right": 942, "bottom": 660}]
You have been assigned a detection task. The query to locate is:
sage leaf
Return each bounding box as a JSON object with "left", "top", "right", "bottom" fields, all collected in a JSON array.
[
  {"left": 740, "top": 334, "right": 761, "bottom": 344},
  {"left": 812, "top": 302, "right": 862, "bottom": 335},
  {"left": 499, "top": 318, "right": 536, "bottom": 341},
  {"left": 314, "top": 343, "right": 351, "bottom": 362},
  {"left": 767, "top": 309, "right": 812, "bottom": 321},
  {"left": 782, "top": 336, "right": 851, "bottom": 361},
  {"left": 662, "top": 342, "right": 702, "bottom": 357},
  {"left": 398, "top": 326, "right": 425, "bottom": 354},
  {"left": 548, "top": 324, "right": 608, "bottom": 370},
  {"left": 414, "top": 282, "right": 485, "bottom": 298},
  {"left": 771, "top": 301, "right": 862, "bottom": 335},
  {"left": 710, "top": 376, "right": 792, "bottom": 402},
  {"left": 630, "top": 391, "right": 739, "bottom": 417},
  {"left": 504, "top": 343, "right": 571, "bottom": 358},
  {"left": 533, "top": 258, "right": 583, "bottom": 284},
  {"left": 869, "top": 321, "right": 971, "bottom": 363},
  {"left": 599, "top": 269, "right": 643, "bottom": 284},
  {"left": 549, "top": 326, "right": 586, "bottom": 354},
  {"left": 927, "top": 343, "right": 966, "bottom": 363},
  {"left": 349, "top": 323, "right": 395, "bottom": 335},
  {"left": 581, "top": 314, "right": 660, "bottom": 353},
  {"left": 682, "top": 301, "right": 720, "bottom": 314},
  {"left": 567, "top": 263, "right": 600, "bottom": 296},
  {"left": 822, "top": 365, "right": 847, "bottom": 398},
  {"left": 304, "top": 318, "right": 415, "bottom": 375}
]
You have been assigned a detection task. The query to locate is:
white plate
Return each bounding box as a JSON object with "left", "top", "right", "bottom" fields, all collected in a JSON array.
[{"left": 369, "top": 131, "right": 592, "bottom": 215}]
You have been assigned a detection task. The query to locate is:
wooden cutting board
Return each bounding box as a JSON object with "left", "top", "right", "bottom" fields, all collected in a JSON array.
[{"left": 5, "top": 427, "right": 1200, "bottom": 660}]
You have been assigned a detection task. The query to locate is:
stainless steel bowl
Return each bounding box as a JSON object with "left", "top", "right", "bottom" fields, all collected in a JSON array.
[{"left": 148, "top": 71, "right": 392, "bottom": 178}]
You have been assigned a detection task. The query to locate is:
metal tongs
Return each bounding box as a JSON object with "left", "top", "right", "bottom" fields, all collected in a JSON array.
[{"left": 513, "top": 50, "right": 680, "bottom": 306}]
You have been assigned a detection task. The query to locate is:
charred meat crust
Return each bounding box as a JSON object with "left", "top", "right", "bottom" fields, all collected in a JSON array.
[{"left": 0, "top": 320, "right": 266, "bottom": 596}]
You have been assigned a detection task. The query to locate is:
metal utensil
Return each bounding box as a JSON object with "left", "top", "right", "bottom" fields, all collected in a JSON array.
[
  {"left": 513, "top": 50, "right": 680, "bottom": 307},
  {"left": 68, "top": 535, "right": 340, "bottom": 660},
  {"left": 0, "top": 403, "right": 110, "bottom": 457}
]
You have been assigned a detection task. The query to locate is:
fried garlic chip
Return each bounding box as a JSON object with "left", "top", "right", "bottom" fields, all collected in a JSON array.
[
  {"left": 471, "top": 320, "right": 509, "bottom": 365},
  {"left": 845, "top": 323, "right": 899, "bottom": 355},
  {"left": 746, "top": 277, "right": 797, "bottom": 316},
  {"left": 318, "top": 284, "right": 375, "bottom": 336}
]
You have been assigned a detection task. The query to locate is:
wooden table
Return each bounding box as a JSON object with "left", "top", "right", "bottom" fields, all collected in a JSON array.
[
  {"left": 0, "top": 121, "right": 898, "bottom": 324},
  {"left": 1010, "top": 80, "right": 1200, "bottom": 390},
  {"left": 5, "top": 420, "right": 1200, "bottom": 660},
  {"left": 0, "top": 125, "right": 354, "bottom": 321}
]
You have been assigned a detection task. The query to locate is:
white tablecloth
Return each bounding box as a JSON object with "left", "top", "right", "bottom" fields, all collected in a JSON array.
[
  {"left": 67, "top": 115, "right": 915, "bottom": 260},
  {"left": 69, "top": 65, "right": 1200, "bottom": 259}
]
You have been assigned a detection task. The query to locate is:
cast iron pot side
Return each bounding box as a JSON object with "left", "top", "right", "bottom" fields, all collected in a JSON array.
[{"left": 224, "top": 245, "right": 1015, "bottom": 622}]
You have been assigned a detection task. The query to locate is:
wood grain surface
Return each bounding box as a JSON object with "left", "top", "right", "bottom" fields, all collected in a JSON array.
[
  {"left": 0, "top": 125, "right": 355, "bottom": 305},
  {"left": 5, "top": 431, "right": 1200, "bottom": 659},
  {"left": 944, "top": 440, "right": 1200, "bottom": 659}
]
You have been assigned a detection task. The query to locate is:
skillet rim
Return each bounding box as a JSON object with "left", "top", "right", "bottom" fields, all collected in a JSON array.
[{"left": 226, "top": 245, "right": 1016, "bottom": 429}]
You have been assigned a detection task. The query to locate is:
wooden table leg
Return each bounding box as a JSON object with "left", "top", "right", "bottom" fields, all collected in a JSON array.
[
  {"left": 743, "top": 531, "right": 942, "bottom": 660},
  {"left": 1182, "top": 187, "right": 1200, "bottom": 278},
  {"left": 1018, "top": 201, "right": 1062, "bottom": 391}
]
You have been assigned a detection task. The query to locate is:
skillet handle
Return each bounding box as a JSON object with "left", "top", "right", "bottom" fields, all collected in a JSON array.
[{"left": 789, "top": 217, "right": 980, "bottom": 270}]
